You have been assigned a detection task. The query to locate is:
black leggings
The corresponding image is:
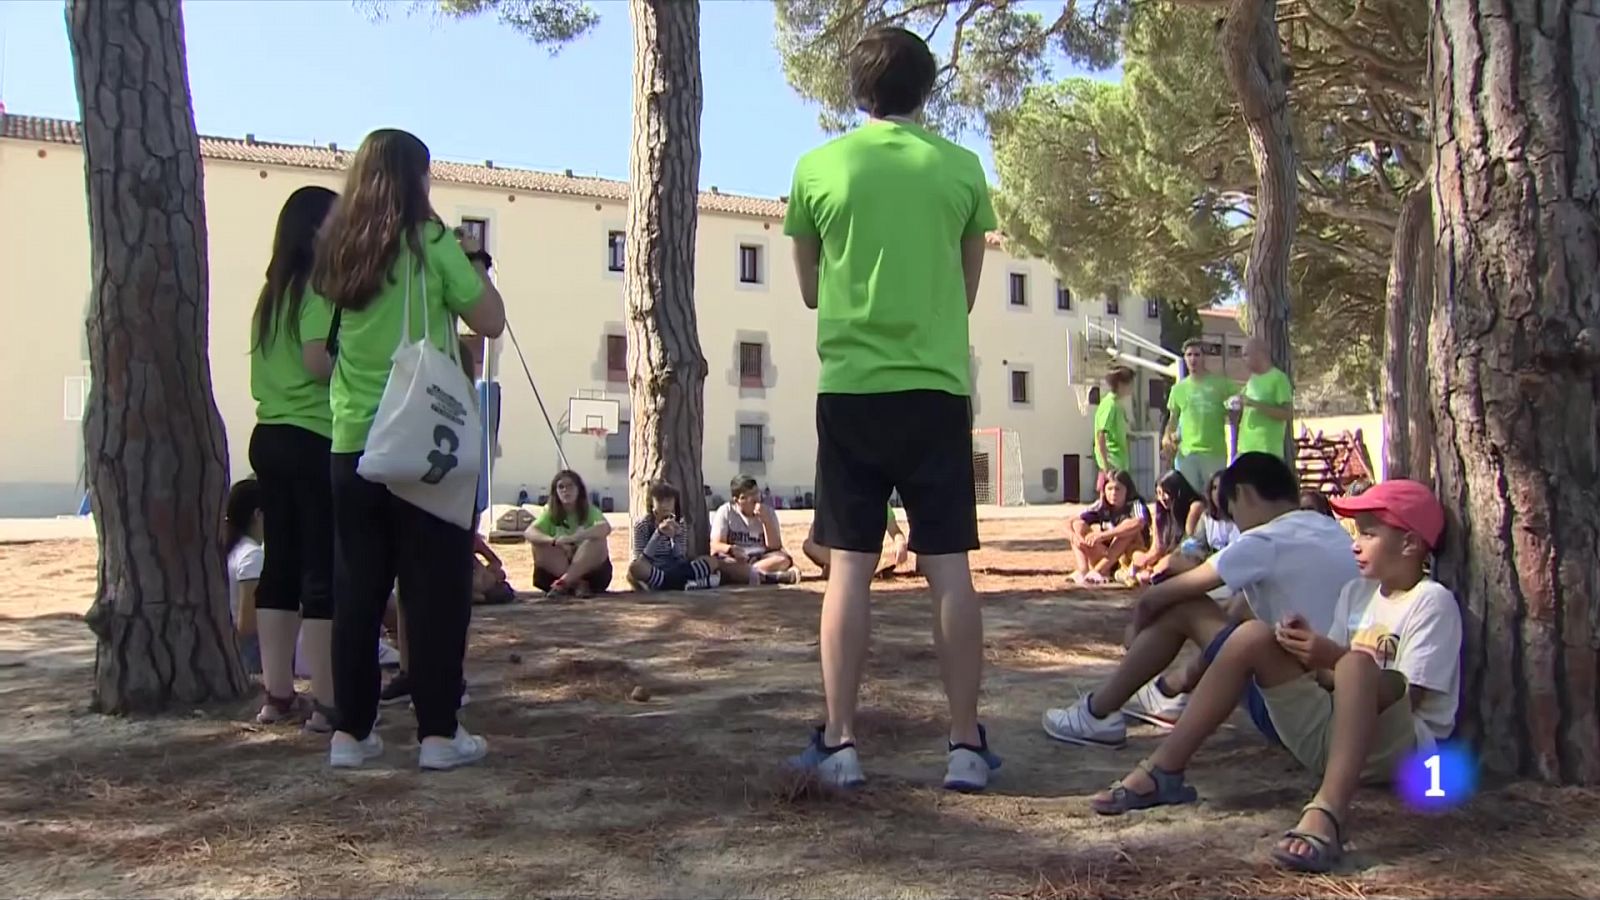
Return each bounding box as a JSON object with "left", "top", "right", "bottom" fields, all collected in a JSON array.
[
  {"left": 331, "top": 452, "right": 472, "bottom": 741},
  {"left": 247, "top": 424, "right": 334, "bottom": 619}
]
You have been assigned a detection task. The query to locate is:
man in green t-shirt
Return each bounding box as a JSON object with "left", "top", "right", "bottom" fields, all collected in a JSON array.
[
  {"left": 1093, "top": 366, "right": 1136, "bottom": 491},
  {"left": 783, "top": 27, "right": 999, "bottom": 793},
  {"left": 1163, "top": 339, "right": 1234, "bottom": 492},
  {"left": 1233, "top": 337, "right": 1294, "bottom": 459}
]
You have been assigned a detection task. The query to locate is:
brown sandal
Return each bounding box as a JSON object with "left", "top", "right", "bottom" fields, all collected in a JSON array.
[{"left": 1270, "top": 800, "right": 1344, "bottom": 873}]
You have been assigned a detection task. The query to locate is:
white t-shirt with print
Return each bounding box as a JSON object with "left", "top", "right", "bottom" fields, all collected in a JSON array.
[
  {"left": 227, "top": 537, "right": 264, "bottom": 624},
  {"left": 1211, "top": 510, "right": 1359, "bottom": 636},
  {"left": 1328, "top": 577, "right": 1462, "bottom": 751},
  {"left": 711, "top": 503, "right": 770, "bottom": 553}
]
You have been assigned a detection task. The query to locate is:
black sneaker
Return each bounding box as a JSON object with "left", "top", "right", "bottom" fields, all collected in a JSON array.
[{"left": 380, "top": 672, "right": 412, "bottom": 706}]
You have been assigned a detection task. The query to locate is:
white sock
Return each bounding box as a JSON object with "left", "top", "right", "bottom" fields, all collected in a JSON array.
[
  {"left": 299, "top": 618, "right": 335, "bottom": 707},
  {"left": 256, "top": 609, "right": 301, "bottom": 699}
]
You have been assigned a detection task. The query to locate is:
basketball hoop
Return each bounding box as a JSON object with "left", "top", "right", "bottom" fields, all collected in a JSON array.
[
  {"left": 584, "top": 427, "right": 609, "bottom": 440},
  {"left": 1072, "top": 383, "right": 1094, "bottom": 416}
]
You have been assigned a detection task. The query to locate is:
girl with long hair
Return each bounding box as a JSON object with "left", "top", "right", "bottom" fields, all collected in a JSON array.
[
  {"left": 527, "top": 469, "right": 614, "bottom": 597},
  {"left": 223, "top": 478, "right": 266, "bottom": 677},
  {"left": 1067, "top": 469, "right": 1150, "bottom": 586},
  {"left": 313, "top": 129, "right": 505, "bottom": 770},
  {"left": 1130, "top": 470, "right": 1202, "bottom": 584},
  {"left": 247, "top": 185, "right": 339, "bottom": 728}
]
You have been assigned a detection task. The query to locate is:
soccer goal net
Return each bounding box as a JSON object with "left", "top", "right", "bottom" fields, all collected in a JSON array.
[{"left": 972, "top": 428, "right": 1026, "bottom": 507}]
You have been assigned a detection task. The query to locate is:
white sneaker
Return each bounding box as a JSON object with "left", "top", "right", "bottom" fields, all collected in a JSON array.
[
  {"left": 813, "top": 745, "right": 865, "bottom": 788},
  {"left": 1041, "top": 696, "right": 1126, "bottom": 748},
  {"left": 943, "top": 747, "right": 990, "bottom": 792},
  {"left": 419, "top": 726, "right": 489, "bottom": 771},
  {"left": 771, "top": 568, "right": 802, "bottom": 585},
  {"left": 328, "top": 730, "right": 384, "bottom": 768},
  {"left": 1123, "top": 678, "right": 1188, "bottom": 729}
]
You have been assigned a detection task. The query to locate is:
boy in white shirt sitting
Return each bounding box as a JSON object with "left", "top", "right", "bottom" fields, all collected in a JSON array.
[{"left": 1088, "top": 479, "right": 1461, "bottom": 875}]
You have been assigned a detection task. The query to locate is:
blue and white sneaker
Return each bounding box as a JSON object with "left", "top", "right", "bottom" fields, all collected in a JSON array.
[
  {"left": 787, "top": 726, "right": 866, "bottom": 788},
  {"left": 944, "top": 723, "right": 1003, "bottom": 792}
]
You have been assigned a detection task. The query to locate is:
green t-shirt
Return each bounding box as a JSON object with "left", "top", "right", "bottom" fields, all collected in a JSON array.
[
  {"left": 533, "top": 504, "right": 605, "bottom": 539},
  {"left": 251, "top": 289, "right": 335, "bottom": 439},
  {"left": 1167, "top": 373, "right": 1234, "bottom": 457},
  {"left": 783, "top": 120, "right": 996, "bottom": 396},
  {"left": 1237, "top": 366, "right": 1293, "bottom": 457},
  {"left": 329, "top": 222, "right": 486, "bottom": 453},
  {"left": 1093, "top": 392, "right": 1130, "bottom": 471}
]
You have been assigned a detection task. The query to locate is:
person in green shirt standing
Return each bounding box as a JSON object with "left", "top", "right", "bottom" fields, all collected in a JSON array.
[
  {"left": 247, "top": 185, "right": 340, "bottom": 732},
  {"left": 1233, "top": 337, "right": 1294, "bottom": 459},
  {"left": 1163, "top": 339, "right": 1234, "bottom": 492},
  {"left": 313, "top": 129, "right": 505, "bottom": 772},
  {"left": 1094, "top": 366, "right": 1136, "bottom": 493},
  {"left": 784, "top": 27, "right": 1000, "bottom": 792}
]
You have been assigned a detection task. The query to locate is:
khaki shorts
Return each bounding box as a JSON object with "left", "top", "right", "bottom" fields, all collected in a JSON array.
[{"left": 1259, "top": 670, "right": 1417, "bottom": 784}]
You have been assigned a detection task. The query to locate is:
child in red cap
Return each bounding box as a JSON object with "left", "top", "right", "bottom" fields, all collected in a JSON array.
[{"left": 1086, "top": 478, "right": 1461, "bottom": 875}]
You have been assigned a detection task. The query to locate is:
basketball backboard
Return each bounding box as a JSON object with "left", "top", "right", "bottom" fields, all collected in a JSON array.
[{"left": 567, "top": 390, "right": 620, "bottom": 436}]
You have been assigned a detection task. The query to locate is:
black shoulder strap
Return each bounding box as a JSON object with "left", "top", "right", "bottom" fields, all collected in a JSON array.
[{"left": 326, "top": 307, "right": 343, "bottom": 358}]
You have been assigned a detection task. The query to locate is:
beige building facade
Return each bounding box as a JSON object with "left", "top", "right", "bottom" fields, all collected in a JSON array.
[{"left": 0, "top": 113, "right": 1164, "bottom": 515}]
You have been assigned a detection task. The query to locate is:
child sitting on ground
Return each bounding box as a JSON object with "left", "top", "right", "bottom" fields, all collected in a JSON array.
[
  {"left": 802, "top": 502, "right": 910, "bottom": 579},
  {"left": 711, "top": 475, "right": 801, "bottom": 585},
  {"left": 1088, "top": 479, "right": 1460, "bottom": 875},
  {"left": 472, "top": 533, "right": 517, "bottom": 605},
  {"left": 223, "top": 478, "right": 265, "bottom": 676},
  {"left": 1067, "top": 469, "right": 1151, "bottom": 586},
  {"left": 1129, "top": 470, "right": 1202, "bottom": 585},
  {"left": 628, "top": 480, "right": 722, "bottom": 592}
]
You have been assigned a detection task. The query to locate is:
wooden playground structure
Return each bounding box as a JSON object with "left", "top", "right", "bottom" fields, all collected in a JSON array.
[{"left": 1294, "top": 425, "right": 1376, "bottom": 496}]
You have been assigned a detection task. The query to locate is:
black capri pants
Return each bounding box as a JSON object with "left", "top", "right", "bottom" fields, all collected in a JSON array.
[{"left": 247, "top": 423, "right": 335, "bottom": 620}]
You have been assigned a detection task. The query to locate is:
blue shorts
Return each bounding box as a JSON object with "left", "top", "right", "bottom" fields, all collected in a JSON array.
[{"left": 1201, "top": 621, "right": 1281, "bottom": 744}]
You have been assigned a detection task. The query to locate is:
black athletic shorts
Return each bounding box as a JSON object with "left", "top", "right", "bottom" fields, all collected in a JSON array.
[{"left": 813, "top": 390, "right": 978, "bottom": 556}]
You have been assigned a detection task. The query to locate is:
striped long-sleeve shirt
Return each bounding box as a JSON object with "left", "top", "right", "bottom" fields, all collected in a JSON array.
[{"left": 632, "top": 517, "right": 688, "bottom": 565}]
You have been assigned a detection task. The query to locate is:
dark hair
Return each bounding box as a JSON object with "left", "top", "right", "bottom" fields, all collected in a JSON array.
[
  {"left": 1154, "top": 470, "right": 1202, "bottom": 548},
  {"left": 1218, "top": 452, "right": 1299, "bottom": 518},
  {"left": 313, "top": 129, "right": 441, "bottom": 311},
  {"left": 1181, "top": 338, "right": 1205, "bottom": 354},
  {"left": 546, "top": 469, "right": 591, "bottom": 528},
  {"left": 1100, "top": 468, "right": 1142, "bottom": 507},
  {"left": 252, "top": 186, "right": 338, "bottom": 352},
  {"left": 730, "top": 475, "right": 759, "bottom": 498},
  {"left": 223, "top": 478, "right": 262, "bottom": 556},
  {"left": 848, "top": 27, "right": 936, "bottom": 118},
  {"left": 1202, "top": 470, "right": 1228, "bottom": 520},
  {"left": 1104, "top": 366, "right": 1136, "bottom": 391},
  {"left": 648, "top": 480, "right": 681, "bottom": 516},
  {"left": 1299, "top": 490, "right": 1334, "bottom": 517}
]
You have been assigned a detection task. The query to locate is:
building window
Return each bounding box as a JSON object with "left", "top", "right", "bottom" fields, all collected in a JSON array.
[
  {"left": 1149, "top": 379, "right": 1169, "bottom": 409},
  {"left": 1008, "top": 272, "right": 1028, "bottom": 306},
  {"left": 1203, "top": 340, "right": 1223, "bottom": 356},
  {"left": 738, "top": 244, "right": 763, "bottom": 284},
  {"left": 605, "top": 334, "right": 627, "bottom": 382},
  {"left": 739, "top": 423, "right": 765, "bottom": 462},
  {"left": 607, "top": 231, "right": 625, "bottom": 273},
  {"left": 1056, "top": 281, "right": 1072, "bottom": 311},
  {"left": 458, "top": 217, "right": 490, "bottom": 251},
  {"left": 1106, "top": 292, "right": 1121, "bottom": 316},
  {"left": 738, "top": 341, "right": 765, "bottom": 387},
  {"left": 1145, "top": 297, "right": 1160, "bottom": 319},
  {"left": 1010, "top": 369, "right": 1030, "bottom": 404},
  {"left": 606, "top": 420, "right": 630, "bottom": 461},
  {"left": 1228, "top": 343, "right": 1246, "bottom": 358}
]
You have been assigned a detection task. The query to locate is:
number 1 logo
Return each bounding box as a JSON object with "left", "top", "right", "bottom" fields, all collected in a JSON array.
[{"left": 1423, "top": 753, "right": 1446, "bottom": 798}]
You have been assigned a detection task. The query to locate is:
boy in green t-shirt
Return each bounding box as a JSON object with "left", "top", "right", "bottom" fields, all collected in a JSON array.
[
  {"left": 1233, "top": 337, "right": 1294, "bottom": 458},
  {"left": 783, "top": 27, "right": 1000, "bottom": 793},
  {"left": 1163, "top": 339, "right": 1234, "bottom": 491},
  {"left": 1094, "top": 366, "right": 1136, "bottom": 492}
]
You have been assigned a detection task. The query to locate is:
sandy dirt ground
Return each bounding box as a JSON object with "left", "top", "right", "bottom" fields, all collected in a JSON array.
[{"left": 1, "top": 517, "right": 1596, "bottom": 898}]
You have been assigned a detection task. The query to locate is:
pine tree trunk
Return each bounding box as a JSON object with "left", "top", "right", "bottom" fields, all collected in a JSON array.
[
  {"left": 624, "top": 0, "right": 709, "bottom": 553},
  {"left": 1219, "top": 0, "right": 1297, "bottom": 436},
  {"left": 1382, "top": 183, "right": 1433, "bottom": 481},
  {"left": 1429, "top": 0, "right": 1600, "bottom": 784},
  {"left": 68, "top": 0, "right": 245, "bottom": 713}
]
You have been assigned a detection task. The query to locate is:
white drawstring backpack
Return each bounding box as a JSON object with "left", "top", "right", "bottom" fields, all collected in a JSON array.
[{"left": 355, "top": 243, "right": 482, "bottom": 529}]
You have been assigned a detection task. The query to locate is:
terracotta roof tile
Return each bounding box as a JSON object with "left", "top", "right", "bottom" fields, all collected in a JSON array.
[{"left": 3, "top": 111, "right": 1004, "bottom": 243}]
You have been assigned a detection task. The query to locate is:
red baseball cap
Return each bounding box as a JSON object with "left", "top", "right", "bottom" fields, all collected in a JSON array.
[{"left": 1329, "top": 479, "right": 1445, "bottom": 550}]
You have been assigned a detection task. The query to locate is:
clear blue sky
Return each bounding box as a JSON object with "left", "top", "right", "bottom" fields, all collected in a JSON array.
[{"left": 0, "top": 0, "right": 1097, "bottom": 198}]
